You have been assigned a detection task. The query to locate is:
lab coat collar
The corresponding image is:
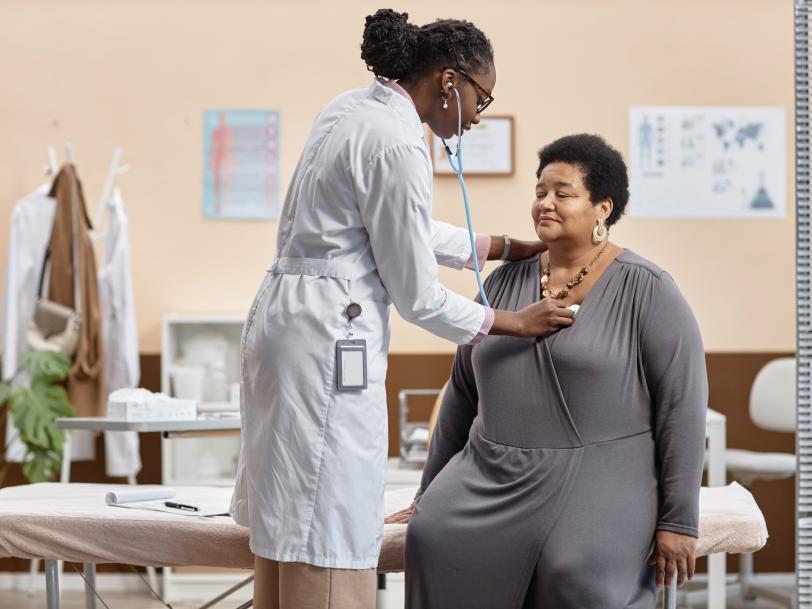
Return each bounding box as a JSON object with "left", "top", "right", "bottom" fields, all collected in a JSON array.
[
  {"left": 379, "top": 78, "right": 416, "bottom": 108},
  {"left": 369, "top": 78, "right": 422, "bottom": 132}
]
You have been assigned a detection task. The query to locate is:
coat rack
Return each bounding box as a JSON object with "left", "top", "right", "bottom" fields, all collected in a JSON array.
[{"left": 42, "top": 144, "right": 130, "bottom": 231}]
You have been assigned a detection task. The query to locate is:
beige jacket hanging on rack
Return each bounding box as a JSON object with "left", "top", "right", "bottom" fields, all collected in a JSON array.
[{"left": 47, "top": 165, "right": 105, "bottom": 417}]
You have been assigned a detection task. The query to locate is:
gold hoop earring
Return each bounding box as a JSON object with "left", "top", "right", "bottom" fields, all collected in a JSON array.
[{"left": 593, "top": 218, "right": 608, "bottom": 243}]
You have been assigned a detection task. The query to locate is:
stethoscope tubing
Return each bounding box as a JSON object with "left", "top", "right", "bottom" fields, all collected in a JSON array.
[{"left": 441, "top": 87, "right": 491, "bottom": 308}]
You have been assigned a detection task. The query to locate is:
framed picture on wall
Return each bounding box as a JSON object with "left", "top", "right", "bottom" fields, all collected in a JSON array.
[{"left": 430, "top": 115, "right": 514, "bottom": 176}]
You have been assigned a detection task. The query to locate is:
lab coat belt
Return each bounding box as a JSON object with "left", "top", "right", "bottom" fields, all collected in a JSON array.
[{"left": 269, "top": 256, "right": 377, "bottom": 281}]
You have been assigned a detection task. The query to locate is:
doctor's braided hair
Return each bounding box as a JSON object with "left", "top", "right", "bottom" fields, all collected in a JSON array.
[{"left": 360, "top": 9, "right": 493, "bottom": 82}]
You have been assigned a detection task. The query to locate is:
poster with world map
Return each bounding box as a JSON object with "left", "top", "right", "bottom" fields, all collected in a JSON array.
[{"left": 628, "top": 107, "right": 786, "bottom": 218}]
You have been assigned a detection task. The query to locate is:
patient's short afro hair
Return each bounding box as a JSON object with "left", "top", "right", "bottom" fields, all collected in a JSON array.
[{"left": 536, "top": 134, "right": 629, "bottom": 226}]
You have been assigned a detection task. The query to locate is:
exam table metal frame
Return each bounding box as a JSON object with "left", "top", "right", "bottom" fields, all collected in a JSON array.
[
  {"left": 41, "top": 560, "right": 255, "bottom": 609},
  {"left": 37, "top": 556, "right": 680, "bottom": 609},
  {"left": 37, "top": 558, "right": 680, "bottom": 609}
]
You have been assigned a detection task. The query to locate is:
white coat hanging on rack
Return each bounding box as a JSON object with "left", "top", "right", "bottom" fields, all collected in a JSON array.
[{"left": 94, "top": 146, "right": 129, "bottom": 237}]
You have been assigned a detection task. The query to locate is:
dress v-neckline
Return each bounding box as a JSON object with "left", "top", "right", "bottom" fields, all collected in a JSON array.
[{"left": 533, "top": 249, "right": 626, "bottom": 323}]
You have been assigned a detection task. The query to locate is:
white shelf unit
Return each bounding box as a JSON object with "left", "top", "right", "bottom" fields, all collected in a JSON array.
[
  {"left": 160, "top": 314, "right": 245, "bottom": 487},
  {"left": 160, "top": 315, "right": 247, "bottom": 603}
]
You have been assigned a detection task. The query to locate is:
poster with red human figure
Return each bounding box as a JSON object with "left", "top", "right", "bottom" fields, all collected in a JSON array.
[{"left": 203, "top": 109, "right": 280, "bottom": 220}]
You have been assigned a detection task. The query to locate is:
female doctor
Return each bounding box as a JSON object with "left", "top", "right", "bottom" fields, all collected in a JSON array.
[{"left": 230, "top": 9, "right": 575, "bottom": 609}]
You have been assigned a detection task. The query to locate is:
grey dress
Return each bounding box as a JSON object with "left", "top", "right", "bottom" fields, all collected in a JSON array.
[{"left": 405, "top": 250, "right": 708, "bottom": 609}]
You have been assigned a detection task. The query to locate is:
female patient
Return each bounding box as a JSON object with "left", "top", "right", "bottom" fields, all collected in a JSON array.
[{"left": 403, "top": 134, "right": 708, "bottom": 609}]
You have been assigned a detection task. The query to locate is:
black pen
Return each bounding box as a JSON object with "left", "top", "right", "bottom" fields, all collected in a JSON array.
[{"left": 164, "top": 501, "right": 199, "bottom": 512}]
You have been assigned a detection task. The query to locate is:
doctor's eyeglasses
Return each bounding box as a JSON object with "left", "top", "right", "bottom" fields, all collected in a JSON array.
[{"left": 455, "top": 68, "right": 494, "bottom": 114}]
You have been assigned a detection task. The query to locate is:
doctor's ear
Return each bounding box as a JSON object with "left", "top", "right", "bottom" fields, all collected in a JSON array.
[{"left": 439, "top": 68, "right": 457, "bottom": 95}]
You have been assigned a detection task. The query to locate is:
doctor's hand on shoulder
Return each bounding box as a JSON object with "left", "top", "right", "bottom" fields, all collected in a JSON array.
[{"left": 488, "top": 235, "right": 546, "bottom": 262}]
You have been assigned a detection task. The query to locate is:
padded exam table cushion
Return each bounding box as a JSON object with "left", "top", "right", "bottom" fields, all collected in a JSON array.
[{"left": 0, "top": 482, "right": 766, "bottom": 572}]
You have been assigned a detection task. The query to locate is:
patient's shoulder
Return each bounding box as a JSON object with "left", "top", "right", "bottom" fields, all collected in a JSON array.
[
  {"left": 614, "top": 249, "right": 667, "bottom": 279},
  {"left": 484, "top": 254, "right": 539, "bottom": 285},
  {"left": 477, "top": 255, "right": 540, "bottom": 305},
  {"left": 615, "top": 250, "right": 693, "bottom": 317}
]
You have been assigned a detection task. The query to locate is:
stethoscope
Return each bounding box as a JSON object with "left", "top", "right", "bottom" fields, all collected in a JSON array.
[{"left": 441, "top": 85, "right": 491, "bottom": 308}]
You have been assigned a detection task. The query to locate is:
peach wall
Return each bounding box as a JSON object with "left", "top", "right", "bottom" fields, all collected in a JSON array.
[{"left": 0, "top": 0, "right": 794, "bottom": 353}]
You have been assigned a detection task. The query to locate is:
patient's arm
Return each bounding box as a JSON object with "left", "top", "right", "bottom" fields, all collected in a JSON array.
[
  {"left": 641, "top": 272, "right": 708, "bottom": 539},
  {"left": 415, "top": 341, "right": 479, "bottom": 503}
]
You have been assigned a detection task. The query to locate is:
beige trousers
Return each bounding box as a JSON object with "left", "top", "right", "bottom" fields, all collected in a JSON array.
[{"left": 253, "top": 555, "right": 377, "bottom": 609}]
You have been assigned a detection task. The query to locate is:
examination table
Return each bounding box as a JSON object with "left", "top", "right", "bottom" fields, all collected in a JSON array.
[{"left": 0, "top": 482, "right": 768, "bottom": 609}]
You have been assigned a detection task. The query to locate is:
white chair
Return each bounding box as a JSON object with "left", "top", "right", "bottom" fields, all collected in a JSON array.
[{"left": 724, "top": 357, "right": 796, "bottom": 607}]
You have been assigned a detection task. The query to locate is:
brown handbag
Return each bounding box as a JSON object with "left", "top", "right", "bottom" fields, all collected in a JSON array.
[{"left": 27, "top": 174, "right": 82, "bottom": 357}]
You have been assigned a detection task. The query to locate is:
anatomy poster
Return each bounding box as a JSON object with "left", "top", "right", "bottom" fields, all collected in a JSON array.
[
  {"left": 629, "top": 107, "right": 786, "bottom": 219},
  {"left": 203, "top": 109, "right": 280, "bottom": 220}
]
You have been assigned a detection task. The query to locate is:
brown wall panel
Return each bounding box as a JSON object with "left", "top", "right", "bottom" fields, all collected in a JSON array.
[
  {"left": 704, "top": 353, "right": 795, "bottom": 574},
  {"left": 1, "top": 352, "right": 796, "bottom": 574}
]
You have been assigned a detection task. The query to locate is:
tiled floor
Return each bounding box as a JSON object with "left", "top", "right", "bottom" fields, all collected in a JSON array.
[
  {"left": 0, "top": 573, "right": 401, "bottom": 609},
  {"left": 0, "top": 575, "right": 797, "bottom": 609}
]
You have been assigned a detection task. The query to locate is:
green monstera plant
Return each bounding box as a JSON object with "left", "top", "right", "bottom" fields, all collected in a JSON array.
[{"left": 0, "top": 351, "right": 75, "bottom": 484}]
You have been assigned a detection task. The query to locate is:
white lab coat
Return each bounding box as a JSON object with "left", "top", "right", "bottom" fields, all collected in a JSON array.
[
  {"left": 98, "top": 187, "right": 141, "bottom": 478},
  {"left": 1, "top": 185, "right": 94, "bottom": 462},
  {"left": 229, "top": 78, "right": 490, "bottom": 569}
]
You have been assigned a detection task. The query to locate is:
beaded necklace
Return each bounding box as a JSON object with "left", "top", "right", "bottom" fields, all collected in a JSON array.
[{"left": 540, "top": 243, "right": 609, "bottom": 300}]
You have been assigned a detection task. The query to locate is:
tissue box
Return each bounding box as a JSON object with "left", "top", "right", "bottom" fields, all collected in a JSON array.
[{"left": 107, "top": 389, "right": 198, "bottom": 421}]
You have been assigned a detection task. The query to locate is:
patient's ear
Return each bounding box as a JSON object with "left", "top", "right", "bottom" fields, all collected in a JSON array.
[{"left": 598, "top": 198, "right": 614, "bottom": 221}]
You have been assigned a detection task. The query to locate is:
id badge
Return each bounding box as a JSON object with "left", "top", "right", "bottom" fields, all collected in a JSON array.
[{"left": 336, "top": 339, "right": 367, "bottom": 391}]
